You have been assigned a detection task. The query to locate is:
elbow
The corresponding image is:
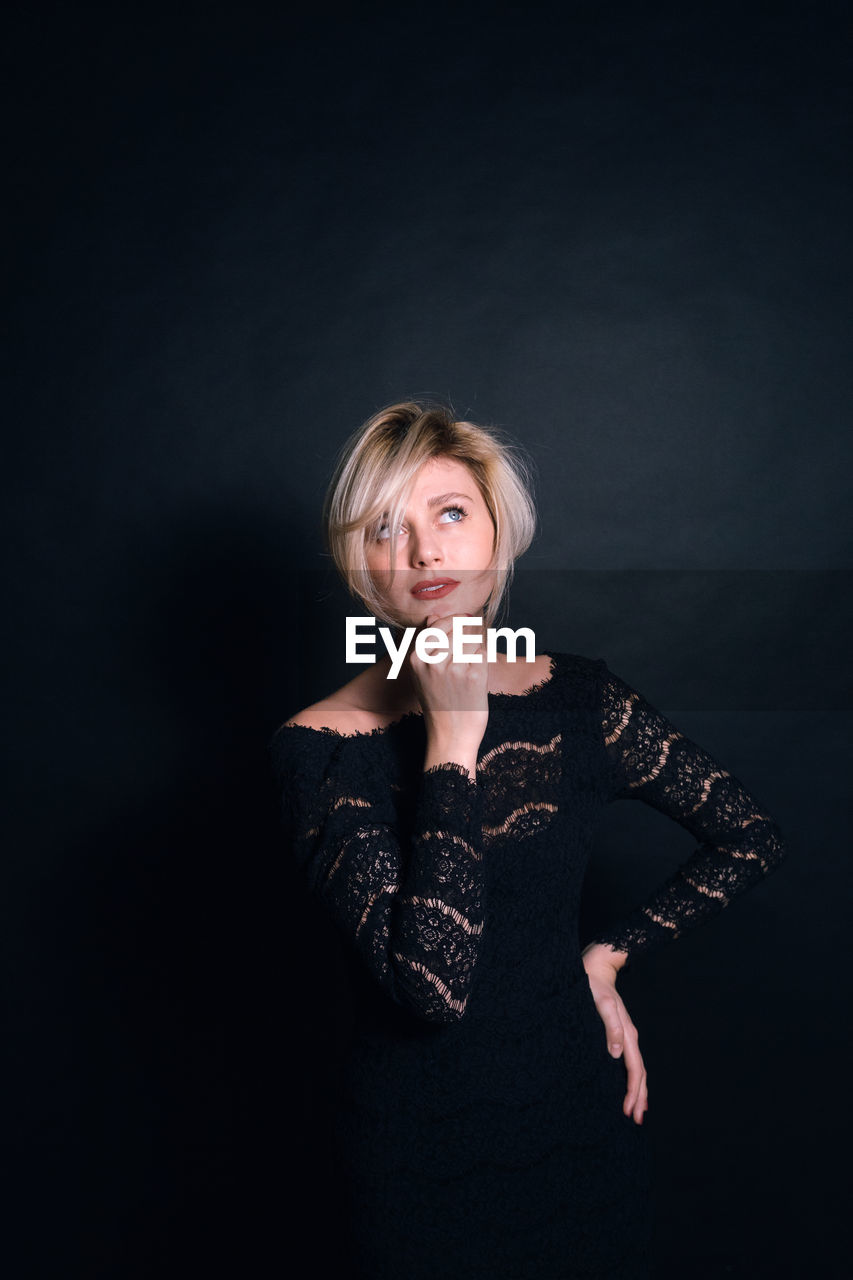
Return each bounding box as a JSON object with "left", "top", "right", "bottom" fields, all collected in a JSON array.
[
  {"left": 765, "top": 820, "right": 789, "bottom": 872},
  {"left": 749, "top": 819, "right": 788, "bottom": 878},
  {"left": 392, "top": 953, "right": 474, "bottom": 1024},
  {"left": 408, "top": 1000, "right": 469, "bottom": 1026},
  {"left": 419, "top": 999, "right": 470, "bottom": 1025}
]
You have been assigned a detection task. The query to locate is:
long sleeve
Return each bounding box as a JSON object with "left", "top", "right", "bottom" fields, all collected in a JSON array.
[
  {"left": 588, "top": 660, "right": 788, "bottom": 968},
  {"left": 271, "top": 728, "right": 487, "bottom": 1023}
]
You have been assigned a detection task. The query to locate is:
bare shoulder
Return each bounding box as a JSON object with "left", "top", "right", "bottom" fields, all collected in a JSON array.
[
  {"left": 495, "top": 648, "right": 555, "bottom": 695},
  {"left": 281, "top": 697, "right": 369, "bottom": 737},
  {"left": 282, "top": 663, "right": 418, "bottom": 737}
]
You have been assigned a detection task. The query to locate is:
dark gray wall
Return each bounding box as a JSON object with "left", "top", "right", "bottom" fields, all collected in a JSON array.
[{"left": 7, "top": 2, "right": 850, "bottom": 1276}]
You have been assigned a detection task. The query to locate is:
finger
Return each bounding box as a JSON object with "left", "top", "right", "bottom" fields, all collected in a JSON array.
[
  {"left": 621, "top": 1039, "right": 648, "bottom": 1124},
  {"left": 595, "top": 994, "right": 624, "bottom": 1058},
  {"left": 634, "top": 1068, "right": 648, "bottom": 1124},
  {"left": 621, "top": 1030, "right": 642, "bottom": 1110},
  {"left": 612, "top": 1005, "right": 648, "bottom": 1124}
]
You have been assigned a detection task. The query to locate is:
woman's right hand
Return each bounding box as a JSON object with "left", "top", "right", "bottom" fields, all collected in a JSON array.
[{"left": 408, "top": 613, "right": 490, "bottom": 776}]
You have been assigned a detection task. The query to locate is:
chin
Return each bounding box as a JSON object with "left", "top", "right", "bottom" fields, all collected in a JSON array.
[{"left": 391, "top": 607, "right": 490, "bottom": 631}]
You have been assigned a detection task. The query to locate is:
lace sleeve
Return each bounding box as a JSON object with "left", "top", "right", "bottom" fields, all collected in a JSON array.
[
  {"left": 272, "top": 731, "right": 486, "bottom": 1023},
  {"left": 588, "top": 662, "right": 788, "bottom": 968}
]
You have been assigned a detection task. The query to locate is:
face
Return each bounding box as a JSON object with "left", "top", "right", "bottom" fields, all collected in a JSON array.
[{"left": 363, "top": 456, "right": 498, "bottom": 629}]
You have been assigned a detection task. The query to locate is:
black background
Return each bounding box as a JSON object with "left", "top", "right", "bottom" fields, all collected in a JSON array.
[{"left": 6, "top": 1, "right": 851, "bottom": 1276}]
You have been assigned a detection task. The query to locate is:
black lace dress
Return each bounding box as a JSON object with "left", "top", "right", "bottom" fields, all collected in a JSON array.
[{"left": 269, "top": 651, "right": 787, "bottom": 1280}]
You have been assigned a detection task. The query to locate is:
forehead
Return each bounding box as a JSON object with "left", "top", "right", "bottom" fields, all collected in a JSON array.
[{"left": 408, "top": 455, "right": 475, "bottom": 495}]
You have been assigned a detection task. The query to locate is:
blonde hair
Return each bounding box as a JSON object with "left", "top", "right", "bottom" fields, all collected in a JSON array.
[{"left": 322, "top": 400, "right": 538, "bottom": 629}]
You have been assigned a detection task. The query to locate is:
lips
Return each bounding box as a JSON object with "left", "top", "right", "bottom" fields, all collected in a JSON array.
[{"left": 410, "top": 578, "right": 460, "bottom": 599}]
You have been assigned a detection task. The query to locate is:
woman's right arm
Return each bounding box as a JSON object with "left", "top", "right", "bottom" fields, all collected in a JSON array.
[{"left": 272, "top": 732, "right": 486, "bottom": 1024}]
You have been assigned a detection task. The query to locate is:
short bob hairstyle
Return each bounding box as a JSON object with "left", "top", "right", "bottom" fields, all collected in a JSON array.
[{"left": 322, "top": 400, "right": 538, "bottom": 630}]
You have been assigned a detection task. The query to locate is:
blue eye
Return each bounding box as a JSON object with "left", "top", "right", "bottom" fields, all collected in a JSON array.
[
  {"left": 439, "top": 505, "right": 468, "bottom": 523},
  {"left": 374, "top": 504, "right": 468, "bottom": 541}
]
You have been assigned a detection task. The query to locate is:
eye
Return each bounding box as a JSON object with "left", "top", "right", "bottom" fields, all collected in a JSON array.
[
  {"left": 374, "top": 522, "right": 403, "bottom": 542},
  {"left": 374, "top": 504, "right": 468, "bottom": 542},
  {"left": 438, "top": 504, "right": 468, "bottom": 524}
]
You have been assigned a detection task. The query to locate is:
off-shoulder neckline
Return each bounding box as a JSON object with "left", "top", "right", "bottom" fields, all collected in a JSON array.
[{"left": 273, "top": 650, "right": 562, "bottom": 743}]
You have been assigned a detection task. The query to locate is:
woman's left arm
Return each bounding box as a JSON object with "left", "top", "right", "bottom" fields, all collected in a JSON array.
[
  {"left": 581, "top": 658, "right": 789, "bottom": 1124},
  {"left": 589, "top": 659, "right": 789, "bottom": 964}
]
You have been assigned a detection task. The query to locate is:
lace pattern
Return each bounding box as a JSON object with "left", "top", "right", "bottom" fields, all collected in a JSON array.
[
  {"left": 589, "top": 662, "right": 788, "bottom": 966},
  {"left": 271, "top": 651, "right": 788, "bottom": 1013},
  {"left": 277, "top": 742, "right": 486, "bottom": 1022}
]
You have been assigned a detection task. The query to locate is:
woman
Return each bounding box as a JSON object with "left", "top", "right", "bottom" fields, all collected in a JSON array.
[{"left": 269, "top": 401, "right": 787, "bottom": 1280}]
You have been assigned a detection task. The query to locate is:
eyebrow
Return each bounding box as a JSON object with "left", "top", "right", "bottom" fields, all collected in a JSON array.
[
  {"left": 378, "top": 492, "right": 475, "bottom": 521},
  {"left": 425, "top": 491, "right": 475, "bottom": 508}
]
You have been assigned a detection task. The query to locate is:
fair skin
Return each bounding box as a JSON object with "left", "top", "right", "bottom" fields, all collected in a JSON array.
[
  {"left": 581, "top": 942, "right": 648, "bottom": 1124},
  {"left": 289, "top": 454, "right": 648, "bottom": 1124}
]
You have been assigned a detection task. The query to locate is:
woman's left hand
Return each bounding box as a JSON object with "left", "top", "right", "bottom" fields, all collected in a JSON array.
[{"left": 581, "top": 943, "right": 648, "bottom": 1125}]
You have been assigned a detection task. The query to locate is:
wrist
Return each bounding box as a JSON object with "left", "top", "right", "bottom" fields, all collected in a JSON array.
[
  {"left": 582, "top": 941, "right": 629, "bottom": 977},
  {"left": 423, "top": 743, "right": 479, "bottom": 781}
]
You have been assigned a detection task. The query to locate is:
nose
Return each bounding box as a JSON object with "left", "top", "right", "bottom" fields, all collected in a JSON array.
[{"left": 409, "top": 526, "right": 442, "bottom": 567}]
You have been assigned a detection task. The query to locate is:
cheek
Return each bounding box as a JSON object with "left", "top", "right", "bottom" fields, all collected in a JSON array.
[
  {"left": 474, "top": 525, "right": 497, "bottom": 560},
  {"left": 364, "top": 546, "right": 392, "bottom": 573},
  {"left": 365, "top": 564, "right": 400, "bottom": 595}
]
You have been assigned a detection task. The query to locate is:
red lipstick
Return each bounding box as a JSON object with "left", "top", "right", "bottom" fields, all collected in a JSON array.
[{"left": 410, "top": 578, "right": 459, "bottom": 600}]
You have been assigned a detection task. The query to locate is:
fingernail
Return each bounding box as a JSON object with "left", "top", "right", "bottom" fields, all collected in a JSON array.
[{"left": 610, "top": 1044, "right": 622, "bottom": 1057}]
